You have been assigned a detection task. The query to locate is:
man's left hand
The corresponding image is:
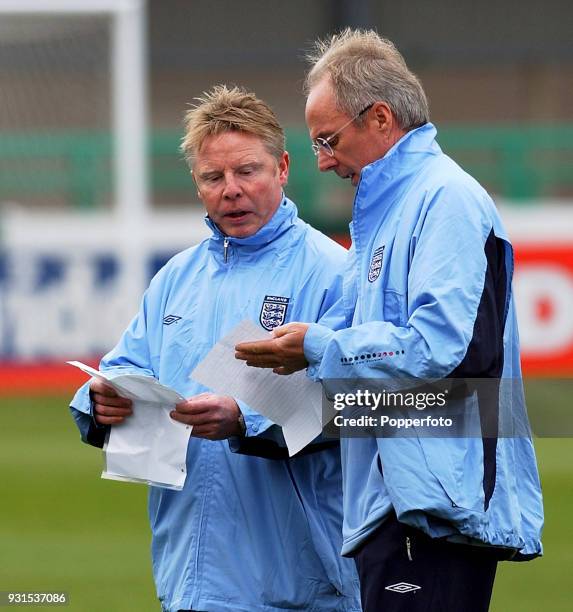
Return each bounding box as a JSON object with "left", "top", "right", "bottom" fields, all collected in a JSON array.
[{"left": 171, "top": 393, "right": 243, "bottom": 440}]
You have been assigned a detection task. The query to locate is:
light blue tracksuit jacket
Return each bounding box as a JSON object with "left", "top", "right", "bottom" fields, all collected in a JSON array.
[
  {"left": 70, "top": 198, "right": 361, "bottom": 612},
  {"left": 304, "top": 124, "right": 544, "bottom": 559}
]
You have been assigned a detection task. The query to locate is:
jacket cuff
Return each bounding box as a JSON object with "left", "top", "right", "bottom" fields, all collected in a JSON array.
[
  {"left": 303, "top": 323, "right": 335, "bottom": 367},
  {"left": 228, "top": 399, "right": 288, "bottom": 459},
  {"left": 236, "top": 398, "right": 275, "bottom": 438},
  {"left": 69, "top": 381, "right": 93, "bottom": 415},
  {"left": 69, "top": 380, "right": 109, "bottom": 447},
  {"left": 70, "top": 380, "right": 108, "bottom": 429}
]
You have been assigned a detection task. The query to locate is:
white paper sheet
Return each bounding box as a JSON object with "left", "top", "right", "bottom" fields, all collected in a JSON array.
[
  {"left": 68, "top": 361, "right": 191, "bottom": 490},
  {"left": 189, "top": 321, "right": 327, "bottom": 456}
]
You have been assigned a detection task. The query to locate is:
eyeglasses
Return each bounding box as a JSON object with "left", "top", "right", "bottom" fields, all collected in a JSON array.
[{"left": 311, "top": 103, "right": 374, "bottom": 157}]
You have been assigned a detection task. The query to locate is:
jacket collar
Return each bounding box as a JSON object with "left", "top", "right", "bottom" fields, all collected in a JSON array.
[
  {"left": 354, "top": 122, "right": 441, "bottom": 214},
  {"left": 205, "top": 195, "right": 298, "bottom": 253},
  {"left": 347, "top": 123, "right": 441, "bottom": 250}
]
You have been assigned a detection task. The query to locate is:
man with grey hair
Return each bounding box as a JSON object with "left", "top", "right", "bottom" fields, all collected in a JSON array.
[
  {"left": 236, "top": 29, "right": 543, "bottom": 612},
  {"left": 70, "top": 85, "right": 360, "bottom": 612}
]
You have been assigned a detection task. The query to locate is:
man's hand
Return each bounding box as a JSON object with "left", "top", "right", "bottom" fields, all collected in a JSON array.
[
  {"left": 171, "top": 393, "right": 243, "bottom": 440},
  {"left": 90, "top": 378, "right": 133, "bottom": 426},
  {"left": 235, "top": 322, "right": 309, "bottom": 374}
]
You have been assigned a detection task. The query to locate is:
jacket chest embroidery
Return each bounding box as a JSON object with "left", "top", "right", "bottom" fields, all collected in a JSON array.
[
  {"left": 259, "top": 295, "right": 289, "bottom": 331},
  {"left": 368, "top": 245, "right": 385, "bottom": 282}
]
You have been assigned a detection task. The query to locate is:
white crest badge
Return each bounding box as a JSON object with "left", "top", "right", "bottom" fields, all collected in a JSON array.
[
  {"left": 368, "top": 245, "right": 385, "bottom": 283},
  {"left": 260, "top": 295, "right": 289, "bottom": 331}
]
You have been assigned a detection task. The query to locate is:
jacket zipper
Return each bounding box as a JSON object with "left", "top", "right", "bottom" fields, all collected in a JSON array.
[
  {"left": 406, "top": 536, "right": 413, "bottom": 561},
  {"left": 193, "top": 237, "right": 231, "bottom": 596}
]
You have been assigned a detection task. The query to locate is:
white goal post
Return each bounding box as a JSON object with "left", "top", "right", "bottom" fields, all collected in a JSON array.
[
  {"left": 0, "top": 0, "right": 153, "bottom": 359},
  {"left": 0, "top": 0, "right": 150, "bottom": 226}
]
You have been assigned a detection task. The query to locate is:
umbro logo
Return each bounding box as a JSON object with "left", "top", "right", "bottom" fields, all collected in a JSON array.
[
  {"left": 384, "top": 582, "right": 421, "bottom": 594},
  {"left": 163, "top": 315, "right": 182, "bottom": 325}
]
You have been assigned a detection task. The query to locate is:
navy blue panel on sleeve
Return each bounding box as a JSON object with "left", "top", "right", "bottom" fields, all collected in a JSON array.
[
  {"left": 70, "top": 406, "right": 108, "bottom": 449},
  {"left": 449, "top": 229, "right": 507, "bottom": 510},
  {"left": 228, "top": 436, "right": 339, "bottom": 460}
]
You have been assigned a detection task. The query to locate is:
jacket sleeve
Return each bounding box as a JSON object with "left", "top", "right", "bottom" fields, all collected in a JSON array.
[
  {"left": 305, "top": 183, "right": 507, "bottom": 381},
  {"left": 315, "top": 272, "right": 349, "bottom": 333}
]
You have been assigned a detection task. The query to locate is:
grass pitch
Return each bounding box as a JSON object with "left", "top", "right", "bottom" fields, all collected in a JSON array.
[
  {"left": 0, "top": 392, "right": 571, "bottom": 611},
  {"left": 0, "top": 395, "right": 156, "bottom": 611}
]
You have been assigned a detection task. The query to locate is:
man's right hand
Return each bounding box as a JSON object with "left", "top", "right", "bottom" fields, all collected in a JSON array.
[{"left": 89, "top": 378, "right": 133, "bottom": 426}]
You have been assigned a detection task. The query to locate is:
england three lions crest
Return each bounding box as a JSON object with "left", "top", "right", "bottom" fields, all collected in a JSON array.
[
  {"left": 260, "top": 295, "right": 289, "bottom": 331},
  {"left": 368, "top": 245, "right": 385, "bottom": 283}
]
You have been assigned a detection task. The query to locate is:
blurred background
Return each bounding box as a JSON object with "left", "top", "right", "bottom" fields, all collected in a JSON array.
[{"left": 0, "top": 1, "right": 571, "bottom": 610}]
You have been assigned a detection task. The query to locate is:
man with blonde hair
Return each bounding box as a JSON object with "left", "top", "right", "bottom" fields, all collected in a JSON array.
[
  {"left": 236, "top": 30, "right": 544, "bottom": 612},
  {"left": 70, "top": 85, "right": 360, "bottom": 612}
]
